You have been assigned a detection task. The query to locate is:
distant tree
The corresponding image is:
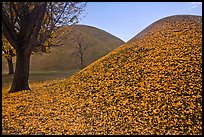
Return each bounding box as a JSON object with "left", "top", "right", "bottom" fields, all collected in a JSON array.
[
  {"left": 72, "top": 32, "right": 93, "bottom": 69},
  {"left": 2, "top": 35, "right": 16, "bottom": 74},
  {"left": 2, "top": 2, "right": 86, "bottom": 93}
]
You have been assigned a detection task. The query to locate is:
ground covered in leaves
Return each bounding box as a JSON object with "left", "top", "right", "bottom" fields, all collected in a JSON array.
[{"left": 2, "top": 15, "right": 202, "bottom": 135}]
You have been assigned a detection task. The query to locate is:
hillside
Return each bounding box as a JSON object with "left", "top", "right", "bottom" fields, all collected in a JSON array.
[
  {"left": 2, "top": 15, "right": 202, "bottom": 135},
  {"left": 2, "top": 25, "right": 124, "bottom": 73}
]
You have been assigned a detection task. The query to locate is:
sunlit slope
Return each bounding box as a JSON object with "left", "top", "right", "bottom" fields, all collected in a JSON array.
[
  {"left": 2, "top": 25, "right": 124, "bottom": 73},
  {"left": 2, "top": 15, "right": 202, "bottom": 135},
  {"left": 63, "top": 15, "right": 202, "bottom": 134}
]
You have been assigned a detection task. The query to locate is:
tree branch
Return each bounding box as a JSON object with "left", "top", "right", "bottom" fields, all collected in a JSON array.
[
  {"left": 29, "top": 3, "right": 47, "bottom": 49},
  {"left": 2, "top": 10, "right": 18, "bottom": 49}
]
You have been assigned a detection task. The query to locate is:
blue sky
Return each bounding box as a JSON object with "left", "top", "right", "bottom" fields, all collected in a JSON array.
[{"left": 79, "top": 2, "right": 202, "bottom": 42}]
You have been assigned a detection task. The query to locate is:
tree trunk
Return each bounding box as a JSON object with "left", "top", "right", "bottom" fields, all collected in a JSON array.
[
  {"left": 80, "top": 54, "right": 84, "bottom": 69},
  {"left": 6, "top": 58, "right": 14, "bottom": 75},
  {"left": 9, "top": 48, "right": 31, "bottom": 93}
]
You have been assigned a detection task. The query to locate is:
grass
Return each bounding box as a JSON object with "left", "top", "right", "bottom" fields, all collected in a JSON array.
[
  {"left": 2, "top": 69, "right": 80, "bottom": 94},
  {"left": 2, "top": 25, "right": 124, "bottom": 73}
]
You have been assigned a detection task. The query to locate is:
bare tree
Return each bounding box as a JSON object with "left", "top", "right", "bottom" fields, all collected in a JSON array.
[
  {"left": 2, "top": 2, "right": 86, "bottom": 92},
  {"left": 72, "top": 32, "right": 93, "bottom": 69}
]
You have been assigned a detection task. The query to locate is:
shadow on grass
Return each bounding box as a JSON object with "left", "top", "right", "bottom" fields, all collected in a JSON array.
[{"left": 2, "top": 69, "right": 80, "bottom": 87}]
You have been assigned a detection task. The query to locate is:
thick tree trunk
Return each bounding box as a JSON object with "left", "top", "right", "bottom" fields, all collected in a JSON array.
[
  {"left": 9, "top": 48, "right": 31, "bottom": 93},
  {"left": 6, "top": 58, "right": 14, "bottom": 75}
]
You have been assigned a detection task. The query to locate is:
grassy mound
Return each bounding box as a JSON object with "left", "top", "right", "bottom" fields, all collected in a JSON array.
[
  {"left": 2, "top": 25, "right": 124, "bottom": 73},
  {"left": 2, "top": 15, "right": 202, "bottom": 135}
]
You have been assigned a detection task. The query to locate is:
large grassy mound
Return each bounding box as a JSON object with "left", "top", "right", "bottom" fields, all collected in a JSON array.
[
  {"left": 2, "top": 15, "right": 202, "bottom": 135},
  {"left": 2, "top": 25, "right": 124, "bottom": 73}
]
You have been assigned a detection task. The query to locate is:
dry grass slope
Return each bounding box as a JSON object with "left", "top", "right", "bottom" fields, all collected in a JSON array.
[
  {"left": 2, "top": 25, "right": 124, "bottom": 73},
  {"left": 2, "top": 15, "right": 202, "bottom": 135}
]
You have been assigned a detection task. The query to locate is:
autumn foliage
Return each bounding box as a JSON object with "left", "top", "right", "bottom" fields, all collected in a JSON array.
[{"left": 2, "top": 15, "right": 202, "bottom": 135}]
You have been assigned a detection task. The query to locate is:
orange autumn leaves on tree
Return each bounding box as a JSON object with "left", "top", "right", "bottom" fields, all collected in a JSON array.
[
  {"left": 2, "top": 34, "right": 16, "bottom": 59},
  {"left": 2, "top": 34, "right": 16, "bottom": 74}
]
